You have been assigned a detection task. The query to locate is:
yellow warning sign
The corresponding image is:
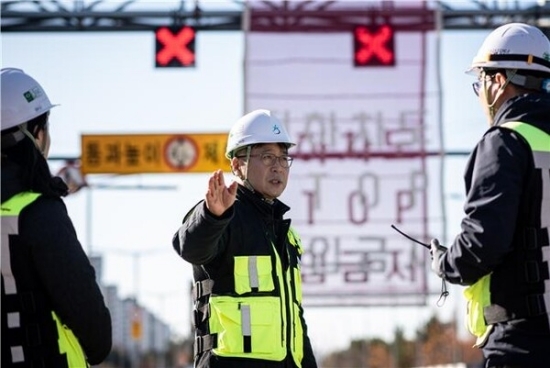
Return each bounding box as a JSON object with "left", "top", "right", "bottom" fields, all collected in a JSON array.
[
  {"left": 81, "top": 133, "right": 228, "bottom": 174},
  {"left": 131, "top": 319, "right": 142, "bottom": 340}
]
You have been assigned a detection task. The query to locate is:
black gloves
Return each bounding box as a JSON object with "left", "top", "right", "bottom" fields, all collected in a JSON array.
[{"left": 430, "top": 238, "right": 447, "bottom": 278}]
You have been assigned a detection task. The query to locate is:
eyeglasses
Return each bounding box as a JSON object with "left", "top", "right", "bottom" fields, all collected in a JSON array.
[
  {"left": 472, "top": 74, "right": 497, "bottom": 96},
  {"left": 472, "top": 81, "right": 482, "bottom": 96},
  {"left": 237, "top": 153, "right": 294, "bottom": 168}
]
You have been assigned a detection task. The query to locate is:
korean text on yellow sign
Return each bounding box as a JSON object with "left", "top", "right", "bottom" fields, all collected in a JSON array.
[{"left": 81, "top": 133, "right": 228, "bottom": 174}]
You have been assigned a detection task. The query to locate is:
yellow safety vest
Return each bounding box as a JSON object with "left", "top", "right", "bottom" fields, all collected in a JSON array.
[
  {"left": 1, "top": 192, "right": 88, "bottom": 368},
  {"left": 207, "top": 226, "right": 305, "bottom": 366},
  {"left": 463, "top": 121, "right": 550, "bottom": 347}
]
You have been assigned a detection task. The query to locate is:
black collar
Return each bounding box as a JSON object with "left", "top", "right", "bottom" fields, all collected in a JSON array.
[{"left": 237, "top": 185, "right": 290, "bottom": 220}]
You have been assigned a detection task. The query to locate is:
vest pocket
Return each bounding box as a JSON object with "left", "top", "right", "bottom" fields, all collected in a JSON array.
[
  {"left": 209, "top": 296, "right": 286, "bottom": 360},
  {"left": 234, "top": 256, "right": 275, "bottom": 294}
]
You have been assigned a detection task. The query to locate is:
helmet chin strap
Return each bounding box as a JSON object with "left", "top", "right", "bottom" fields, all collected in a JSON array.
[
  {"left": 19, "top": 124, "right": 46, "bottom": 157},
  {"left": 485, "top": 69, "right": 517, "bottom": 122},
  {"left": 235, "top": 145, "right": 255, "bottom": 193}
]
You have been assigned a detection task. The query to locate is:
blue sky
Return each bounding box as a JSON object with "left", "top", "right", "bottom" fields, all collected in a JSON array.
[{"left": 3, "top": 11, "right": 494, "bottom": 356}]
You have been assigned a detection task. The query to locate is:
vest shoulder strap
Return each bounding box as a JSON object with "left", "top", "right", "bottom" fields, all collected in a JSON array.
[
  {"left": 1, "top": 192, "right": 41, "bottom": 215},
  {"left": 500, "top": 121, "right": 550, "bottom": 152}
]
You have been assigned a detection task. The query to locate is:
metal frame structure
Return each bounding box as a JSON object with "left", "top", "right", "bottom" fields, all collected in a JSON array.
[
  {"left": 2, "top": 0, "right": 550, "bottom": 33},
  {"left": 2, "top": 0, "right": 549, "bottom": 163}
]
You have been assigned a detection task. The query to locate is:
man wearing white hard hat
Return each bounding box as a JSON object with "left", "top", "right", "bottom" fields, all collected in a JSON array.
[
  {"left": 1, "top": 68, "right": 112, "bottom": 367},
  {"left": 429, "top": 23, "right": 550, "bottom": 367},
  {"left": 173, "top": 109, "right": 318, "bottom": 368}
]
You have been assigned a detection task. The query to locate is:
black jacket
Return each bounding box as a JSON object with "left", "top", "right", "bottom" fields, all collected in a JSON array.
[
  {"left": 173, "top": 185, "right": 317, "bottom": 368},
  {"left": 439, "top": 93, "right": 550, "bottom": 367},
  {"left": 1, "top": 161, "right": 112, "bottom": 366}
]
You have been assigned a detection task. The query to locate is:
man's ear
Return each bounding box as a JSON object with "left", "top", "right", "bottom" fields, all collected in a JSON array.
[
  {"left": 231, "top": 157, "right": 246, "bottom": 179},
  {"left": 230, "top": 157, "right": 240, "bottom": 175},
  {"left": 495, "top": 72, "right": 508, "bottom": 86},
  {"left": 34, "top": 126, "right": 45, "bottom": 141},
  {"left": 31, "top": 124, "right": 42, "bottom": 138}
]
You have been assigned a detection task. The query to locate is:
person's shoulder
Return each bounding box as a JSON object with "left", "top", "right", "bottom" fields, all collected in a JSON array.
[
  {"left": 17, "top": 196, "right": 76, "bottom": 247},
  {"left": 483, "top": 123, "right": 527, "bottom": 144},
  {"left": 491, "top": 121, "right": 540, "bottom": 149},
  {"left": 20, "top": 195, "right": 69, "bottom": 223}
]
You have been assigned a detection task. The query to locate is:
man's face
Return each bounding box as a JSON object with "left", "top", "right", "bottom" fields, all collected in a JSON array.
[
  {"left": 474, "top": 70, "right": 504, "bottom": 126},
  {"left": 237, "top": 143, "right": 291, "bottom": 201}
]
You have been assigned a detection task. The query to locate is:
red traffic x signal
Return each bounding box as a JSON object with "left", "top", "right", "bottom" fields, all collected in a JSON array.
[
  {"left": 155, "top": 26, "right": 196, "bottom": 68},
  {"left": 353, "top": 25, "right": 395, "bottom": 67}
]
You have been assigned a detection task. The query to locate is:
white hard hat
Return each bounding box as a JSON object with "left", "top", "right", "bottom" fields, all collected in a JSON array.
[
  {"left": 466, "top": 23, "right": 550, "bottom": 75},
  {"left": 225, "top": 109, "right": 295, "bottom": 159},
  {"left": 1, "top": 68, "right": 57, "bottom": 132}
]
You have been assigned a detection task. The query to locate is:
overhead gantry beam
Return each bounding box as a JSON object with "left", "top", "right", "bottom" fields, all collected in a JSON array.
[
  {"left": 1, "top": 0, "right": 549, "bottom": 33},
  {"left": 0, "top": 0, "right": 244, "bottom": 32}
]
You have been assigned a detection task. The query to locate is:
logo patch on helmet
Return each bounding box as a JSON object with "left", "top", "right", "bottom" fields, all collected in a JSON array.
[
  {"left": 272, "top": 125, "right": 281, "bottom": 135},
  {"left": 23, "top": 87, "right": 43, "bottom": 103}
]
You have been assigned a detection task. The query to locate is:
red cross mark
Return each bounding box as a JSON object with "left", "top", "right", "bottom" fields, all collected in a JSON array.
[
  {"left": 155, "top": 26, "right": 195, "bottom": 67},
  {"left": 354, "top": 25, "right": 395, "bottom": 67}
]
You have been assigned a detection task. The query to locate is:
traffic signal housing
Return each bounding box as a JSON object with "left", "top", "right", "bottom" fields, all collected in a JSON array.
[
  {"left": 353, "top": 24, "right": 395, "bottom": 67},
  {"left": 155, "top": 26, "right": 196, "bottom": 68}
]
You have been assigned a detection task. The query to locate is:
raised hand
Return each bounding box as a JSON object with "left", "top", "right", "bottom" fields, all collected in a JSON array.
[{"left": 205, "top": 169, "right": 238, "bottom": 217}]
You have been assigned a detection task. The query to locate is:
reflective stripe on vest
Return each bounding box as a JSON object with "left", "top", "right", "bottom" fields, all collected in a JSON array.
[
  {"left": 463, "top": 121, "right": 550, "bottom": 343},
  {"left": 207, "top": 226, "right": 305, "bottom": 366},
  {"left": 502, "top": 122, "right": 550, "bottom": 287},
  {"left": 1, "top": 192, "right": 41, "bottom": 296},
  {"left": 1, "top": 192, "right": 41, "bottom": 364},
  {"left": 1, "top": 192, "right": 88, "bottom": 367}
]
